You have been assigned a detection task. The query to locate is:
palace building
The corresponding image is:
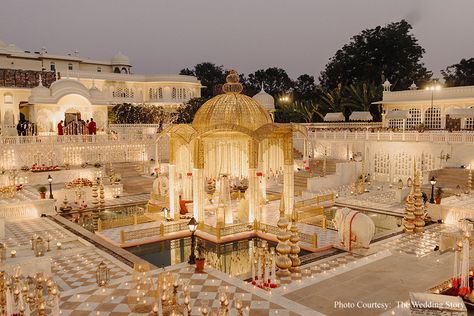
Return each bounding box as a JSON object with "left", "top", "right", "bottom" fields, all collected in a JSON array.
[
  {"left": 379, "top": 80, "right": 474, "bottom": 131},
  {"left": 0, "top": 40, "right": 201, "bottom": 135}
]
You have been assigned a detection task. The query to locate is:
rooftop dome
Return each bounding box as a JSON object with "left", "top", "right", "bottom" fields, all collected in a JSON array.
[
  {"left": 0, "top": 40, "right": 7, "bottom": 48},
  {"left": 252, "top": 85, "right": 275, "bottom": 111},
  {"left": 6, "top": 44, "right": 23, "bottom": 53},
  {"left": 111, "top": 52, "right": 130, "bottom": 65},
  {"left": 192, "top": 70, "right": 272, "bottom": 132}
]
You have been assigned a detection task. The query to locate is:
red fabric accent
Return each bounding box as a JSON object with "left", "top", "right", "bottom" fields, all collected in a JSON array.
[
  {"left": 348, "top": 211, "right": 360, "bottom": 251},
  {"left": 256, "top": 172, "right": 263, "bottom": 177},
  {"left": 186, "top": 172, "right": 193, "bottom": 177},
  {"left": 179, "top": 199, "right": 193, "bottom": 215},
  {"left": 88, "top": 121, "right": 97, "bottom": 135},
  {"left": 57, "top": 123, "right": 63, "bottom": 135}
]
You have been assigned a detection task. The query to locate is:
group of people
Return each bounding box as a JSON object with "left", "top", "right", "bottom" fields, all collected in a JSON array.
[
  {"left": 57, "top": 118, "right": 97, "bottom": 136},
  {"left": 16, "top": 120, "right": 36, "bottom": 136}
]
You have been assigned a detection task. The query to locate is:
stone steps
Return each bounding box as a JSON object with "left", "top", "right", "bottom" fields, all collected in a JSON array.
[{"left": 429, "top": 168, "right": 470, "bottom": 189}]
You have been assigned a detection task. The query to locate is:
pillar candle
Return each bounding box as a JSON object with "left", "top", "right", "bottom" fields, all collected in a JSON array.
[
  {"left": 271, "top": 252, "right": 276, "bottom": 285},
  {"left": 251, "top": 251, "right": 255, "bottom": 282},
  {"left": 263, "top": 259, "right": 269, "bottom": 286},
  {"left": 257, "top": 251, "right": 261, "bottom": 282}
]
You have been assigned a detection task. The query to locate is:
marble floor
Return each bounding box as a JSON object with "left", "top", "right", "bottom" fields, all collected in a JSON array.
[{"left": 2, "top": 213, "right": 467, "bottom": 315}]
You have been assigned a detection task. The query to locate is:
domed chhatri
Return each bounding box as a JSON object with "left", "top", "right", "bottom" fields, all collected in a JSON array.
[
  {"left": 192, "top": 70, "right": 272, "bottom": 132},
  {"left": 111, "top": 52, "right": 131, "bottom": 65},
  {"left": 252, "top": 85, "right": 275, "bottom": 112}
]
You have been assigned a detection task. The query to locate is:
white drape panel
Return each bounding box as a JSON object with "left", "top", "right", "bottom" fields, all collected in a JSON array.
[
  {"left": 262, "top": 139, "right": 284, "bottom": 176},
  {"left": 203, "top": 139, "right": 249, "bottom": 178}
]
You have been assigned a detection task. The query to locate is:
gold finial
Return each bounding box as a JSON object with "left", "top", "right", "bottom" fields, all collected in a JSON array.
[
  {"left": 279, "top": 196, "right": 285, "bottom": 215},
  {"left": 222, "top": 69, "right": 243, "bottom": 94}
]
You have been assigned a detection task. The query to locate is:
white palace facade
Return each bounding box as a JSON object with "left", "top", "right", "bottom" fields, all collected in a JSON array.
[
  {"left": 0, "top": 40, "right": 201, "bottom": 135},
  {"left": 380, "top": 81, "right": 474, "bottom": 131}
]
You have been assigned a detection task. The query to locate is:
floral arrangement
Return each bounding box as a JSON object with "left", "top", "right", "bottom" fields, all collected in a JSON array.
[
  {"left": 31, "top": 163, "right": 61, "bottom": 172},
  {"left": 67, "top": 178, "right": 93, "bottom": 188}
]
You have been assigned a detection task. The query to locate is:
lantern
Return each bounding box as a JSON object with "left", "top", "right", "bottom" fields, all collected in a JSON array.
[
  {"left": 96, "top": 261, "right": 110, "bottom": 287},
  {"left": 0, "top": 243, "right": 6, "bottom": 263},
  {"left": 34, "top": 237, "right": 45, "bottom": 257}
]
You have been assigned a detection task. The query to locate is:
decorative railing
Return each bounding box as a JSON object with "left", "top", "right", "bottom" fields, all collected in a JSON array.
[
  {"left": 257, "top": 222, "right": 318, "bottom": 248},
  {"left": 310, "top": 130, "right": 474, "bottom": 143},
  {"left": 109, "top": 124, "right": 169, "bottom": 135},
  {"left": 121, "top": 221, "right": 189, "bottom": 243},
  {"left": 302, "top": 122, "right": 383, "bottom": 129},
  {"left": 220, "top": 223, "right": 253, "bottom": 237},
  {"left": 98, "top": 214, "right": 152, "bottom": 230},
  {"left": 0, "top": 133, "right": 157, "bottom": 145}
]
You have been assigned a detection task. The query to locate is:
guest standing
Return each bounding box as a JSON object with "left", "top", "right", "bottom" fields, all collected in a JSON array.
[
  {"left": 57, "top": 120, "right": 64, "bottom": 135},
  {"left": 88, "top": 118, "right": 96, "bottom": 135}
]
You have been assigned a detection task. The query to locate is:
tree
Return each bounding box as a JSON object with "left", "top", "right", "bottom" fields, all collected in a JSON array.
[
  {"left": 442, "top": 58, "right": 474, "bottom": 87},
  {"left": 319, "top": 20, "right": 432, "bottom": 91},
  {"left": 173, "top": 97, "right": 207, "bottom": 124},
  {"left": 294, "top": 74, "right": 317, "bottom": 101},
  {"left": 319, "top": 84, "right": 346, "bottom": 113},
  {"left": 274, "top": 100, "right": 323, "bottom": 123},
  {"left": 180, "top": 63, "right": 226, "bottom": 99},
  {"left": 247, "top": 68, "right": 294, "bottom": 99},
  {"left": 109, "top": 103, "right": 171, "bottom": 128},
  {"left": 344, "top": 82, "right": 382, "bottom": 120}
]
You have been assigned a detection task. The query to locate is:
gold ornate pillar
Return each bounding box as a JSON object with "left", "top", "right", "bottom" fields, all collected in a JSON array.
[
  {"left": 192, "top": 138, "right": 205, "bottom": 221},
  {"left": 168, "top": 137, "right": 179, "bottom": 219},
  {"left": 282, "top": 133, "right": 295, "bottom": 219},
  {"left": 248, "top": 139, "right": 259, "bottom": 223}
]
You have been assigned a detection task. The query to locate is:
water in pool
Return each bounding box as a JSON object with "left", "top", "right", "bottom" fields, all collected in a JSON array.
[{"left": 128, "top": 238, "right": 310, "bottom": 278}]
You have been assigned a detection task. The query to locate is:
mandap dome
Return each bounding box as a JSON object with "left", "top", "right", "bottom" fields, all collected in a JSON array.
[{"left": 192, "top": 70, "right": 272, "bottom": 132}]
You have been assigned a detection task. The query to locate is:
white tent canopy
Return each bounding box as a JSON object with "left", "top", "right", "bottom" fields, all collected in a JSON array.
[
  {"left": 445, "top": 108, "right": 474, "bottom": 119},
  {"left": 385, "top": 110, "right": 411, "bottom": 120},
  {"left": 324, "top": 112, "right": 345, "bottom": 122},
  {"left": 349, "top": 111, "right": 373, "bottom": 121}
]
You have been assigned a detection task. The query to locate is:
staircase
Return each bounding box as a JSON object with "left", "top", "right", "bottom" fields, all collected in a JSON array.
[
  {"left": 429, "top": 167, "right": 470, "bottom": 189},
  {"left": 111, "top": 162, "right": 144, "bottom": 178},
  {"left": 110, "top": 162, "right": 152, "bottom": 195},
  {"left": 308, "top": 159, "right": 339, "bottom": 177},
  {"left": 294, "top": 171, "right": 312, "bottom": 196}
]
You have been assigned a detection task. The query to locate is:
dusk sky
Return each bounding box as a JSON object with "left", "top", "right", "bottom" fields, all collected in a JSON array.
[{"left": 1, "top": 0, "right": 473, "bottom": 80}]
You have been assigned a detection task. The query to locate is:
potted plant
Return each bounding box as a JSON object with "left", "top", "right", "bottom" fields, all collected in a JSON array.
[
  {"left": 435, "top": 187, "right": 443, "bottom": 204},
  {"left": 38, "top": 186, "right": 47, "bottom": 199},
  {"left": 195, "top": 241, "right": 205, "bottom": 273}
]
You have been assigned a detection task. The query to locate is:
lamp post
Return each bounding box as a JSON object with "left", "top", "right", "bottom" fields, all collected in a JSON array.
[
  {"left": 430, "top": 176, "right": 437, "bottom": 204},
  {"left": 47, "top": 174, "right": 53, "bottom": 199},
  {"left": 425, "top": 83, "right": 441, "bottom": 129},
  {"left": 188, "top": 217, "right": 198, "bottom": 264}
]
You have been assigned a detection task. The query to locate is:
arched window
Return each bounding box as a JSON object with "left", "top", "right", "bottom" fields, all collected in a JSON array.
[
  {"left": 68, "top": 63, "right": 73, "bottom": 71},
  {"left": 172, "top": 88, "right": 177, "bottom": 99},
  {"left": 388, "top": 109, "right": 404, "bottom": 130},
  {"left": 465, "top": 106, "right": 474, "bottom": 130},
  {"left": 425, "top": 107, "right": 441, "bottom": 129},
  {"left": 4, "top": 93, "right": 13, "bottom": 104},
  {"left": 121, "top": 67, "right": 128, "bottom": 74},
  {"left": 406, "top": 108, "right": 422, "bottom": 129},
  {"left": 158, "top": 88, "right": 163, "bottom": 99},
  {"left": 149, "top": 88, "right": 158, "bottom": 100},
  {"left": 113, "top": 87, "right": 134, "bottom": 98},
  {"left": 50, "top": 62, "right": 56, "bottom": 72},
  {"left": 114, "top": 67, "right": 120, "bottom": 73}
]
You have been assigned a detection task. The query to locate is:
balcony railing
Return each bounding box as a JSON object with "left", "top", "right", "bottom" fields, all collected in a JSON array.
[
  {"left": 309, "top": 130, "right": 474, "bottom": 143},
  {"left": 0, "top": 133, "right": 157, "bottom": 145}
]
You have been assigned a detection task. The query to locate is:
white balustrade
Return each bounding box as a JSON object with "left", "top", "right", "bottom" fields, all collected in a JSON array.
[{"left": 310, "top": 130, "right": 474, "bottom": 144}]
